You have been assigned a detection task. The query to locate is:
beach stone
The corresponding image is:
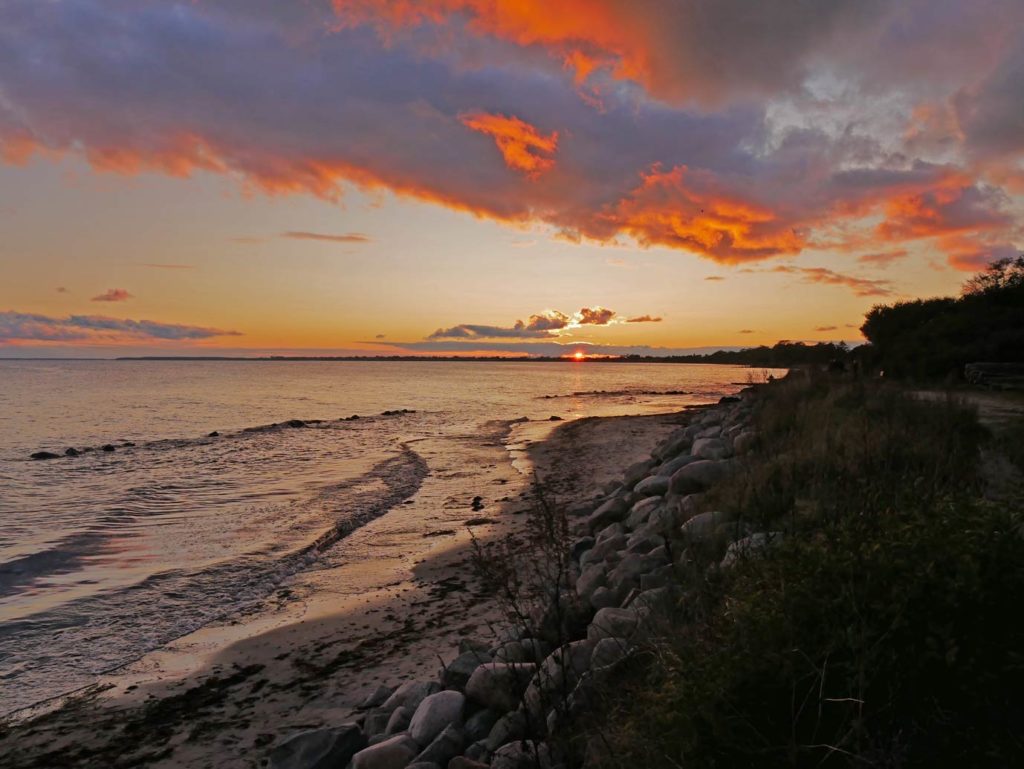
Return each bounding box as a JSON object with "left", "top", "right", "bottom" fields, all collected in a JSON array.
[
  {"left": 465, "top": 662, "right": 536, "bottom": 712},
  {"left": 492, "top": 638, "right": 548, "bottom": 664},
  {"left": 721, "top": 532, "right": 783, "bottom": 567},
  {"left": 626, "top": 531, "right": 664, "bottom": 555},
  {"left": 654, "top": 431, "right": 692, "bottom": 461},
  {"left": 623, "top": 459, "right": 655, "bottom": 488},
  {"left": 381, "top": 681, "right": 441, "bottom": 715},
  {"left": 361, "top": 685, "right": 395, "bottom": 709},
  {"left": 656, "top": 453, "right": 698, "bottom": 477},
  {"left": 462, "top": 708, "right": 500, "bottom": 743},
  {"left": 591, "top": 637, "right": 632, "bottom": 670},
  {"left": 691, "top": 437, "right": 731, "bottom": 460},
  {"left": 448, "top": 758, "right": 489, "bottom": 769},
  {"left": 585, "top": 497, "right": 628, "bottom": 533},
  {"left": 595, "top": 521, "right": 625, "bottom": 543},
  {"left": 490, "top": 740, "right": 553, "bottom": 769},
  {"left": 464, "top": 741, "right": 491, "bottom": 763},
  {"left": 409, "top": 691, "right": 465, "bottom": 745},
  {"left": 625, "top": 496, "right": 662, "bottom": 529},
  {"left": 458, "top": 638, "right": 490, "bottom": 655},
  {"left": 633, "top": 473, "right": 670, "bottom": 497},
  {"left": 695, "top": 425, "right": 722, "bottom": 439},
  {"left": 570, "top": 536, "right": 594, "bottom": 560},
  {"left": 352, "top": 734, "right": 419, "bottom": 769},
  {"left": 413, "top": 724, "right": 465, "bottom": 766},
  {"left": 670, "top": 460, "right": 735, "bottom": 494},
  {"left": 407, "top": 763, "right": 442, "bottom": 769},
  {"left": 364, "top": 710, "right": 392, "bottom": 737},
  {"left": 442, "top": 650, "right": 489, "bottom": 690},
  {"left": 589, "top": 585, "right": 619, "bottom": 610},
  {"left": 733, "top": 430, "right": 760, "bottom": 455},
  {"left": 385, "top": 706, "right": 413, "bottom": 736},
  {"left": 587, "top": 606, "right": 646, "bottom": 642},
  {"left": 680, "top": 511, "right": 731, "bottom": 542},
  {"left": 579, "top": 534, "right": 626, "bottom": 569},
  {"left": 30, "top": 451, "right": 60, "bottom": 460},
  {"left": 575, "top": 563, "right": 607, "bottom": 604},
  {"left": 269, "top": 724, "right": 367, "bottom": 769},
  {"left": 483, "top": 710, "right": 527, "bottom": 751}
]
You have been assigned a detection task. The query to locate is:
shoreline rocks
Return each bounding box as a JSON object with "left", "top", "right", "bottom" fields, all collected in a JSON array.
[{"left": 267, "top": 388, "right": 770, "bottom": 769}]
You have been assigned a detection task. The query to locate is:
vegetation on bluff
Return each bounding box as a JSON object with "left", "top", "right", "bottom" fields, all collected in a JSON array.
[{"left": 590, "top": 376, "right": 1024, "bottom": 768}]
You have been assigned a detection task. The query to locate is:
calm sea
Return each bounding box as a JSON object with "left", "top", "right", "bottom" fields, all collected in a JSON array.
[{"left": 0, "top": 360, "right": 766, "bottom": 716}]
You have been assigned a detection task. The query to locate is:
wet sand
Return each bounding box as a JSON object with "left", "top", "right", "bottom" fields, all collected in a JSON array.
[{"left": 0, "top": 410, "right": 692, "bottom": 769}]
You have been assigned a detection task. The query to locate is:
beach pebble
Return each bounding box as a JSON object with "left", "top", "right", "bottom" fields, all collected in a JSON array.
[
  {"left": 269, "top": 724, "right": 367, "bottom": 769},
  {"left": 409, "top": 691, "right": 465, "bottom": 745},
  {"left": 352, "top": 734, "right": 419, "bottom": 769},
  {"left": 466, "top": 662, "right": 536, "bottom": 712}
]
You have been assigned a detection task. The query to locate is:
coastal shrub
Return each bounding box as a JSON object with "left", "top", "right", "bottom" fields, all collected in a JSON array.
[{"left": 592, "top": 378, "right": 1024, "bottom": 768}]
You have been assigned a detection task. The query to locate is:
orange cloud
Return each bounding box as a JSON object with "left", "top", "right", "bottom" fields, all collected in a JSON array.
[
  {"left": 460, "top": 112, "right": 558, "bottom": 178},
  {"left": 601, "top": 166, "right": 805, "bottom": 263},
  {"left": 91, "top": 288, "right": 133, "bottom": 302},
  {"left": 768, "top": 266, "right": 894, "bottom": 297}
]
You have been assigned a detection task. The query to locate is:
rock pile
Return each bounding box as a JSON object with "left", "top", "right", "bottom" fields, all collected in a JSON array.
[{"left": 271, "top": 391, "right": 777, "bottom": 769}]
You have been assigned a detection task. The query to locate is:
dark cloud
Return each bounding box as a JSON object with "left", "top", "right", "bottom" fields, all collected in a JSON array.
[
  {"left": 0, "top": 311, "right": 240, "bottom": 344},
  {"left": 56, "top": 286, "right": 69, "bottom": 293},
  {"left": 625, "top": 315, "right": 662, "bottom": 323},
  {"left": 0, "top": 0, "right": 1021, "bottom": 269},
  {"left": 281, "top": 231, "right": 372, "bottom": 244},
  {"left": 704, "top": 276, "right": 725, "bottom": 281},
  {"left": 816, "top": 325, "right": 838, "bottom": 331},
  {"left": 578, "top": 307, "right": 616, "bottom": 325},
  {"left": 91, "top": 288, "right": 133, "bottom": 302},
  {"left": 738, "top": 329, "right": 756, "bottom": 334}
]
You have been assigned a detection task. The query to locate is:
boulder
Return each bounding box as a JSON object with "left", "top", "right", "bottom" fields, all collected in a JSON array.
[
  {"left": 587, "top": 606, "right": 647, "bottom": 642},
  {"left": 442, "top": 651, "right": 489, "bottom": 691},
  {"left": 490, "top": 740, "right": 553, "bottom": 769},
  {"left": 407, "top": 764, "right": 441, "bottom": 769},
  {"left": 364, "top": 710, "right": 392, "bottom": 737},
  {"left": 680, "top": 510, "right": 731, "bottom": 542},
  {"left": 448, "top": 758, "right": 489, "bottom": 769},
  {"left": 589, "top": 586, "right": 619, "bottom": 610},
  {"left": 625, "top": 531, "right": 664, "bottom": 555},
  {"left": 30, "top": 451, "right": 60, "bottom": 460},
  {"left": 483, "top": 710, "right": 527, "bottom": 751},
  {"left": 590, "top": 637, "right": 632, "bottom": 670},
  {"left": 462, "top": 708, "right": 499, "bottom": 743},
  {"left": 101, "top": 444, "right": 116, "bottom": 452},
  {"left": 269, "top": 725, "right": 367, "bottom": 769},
  {"left": 64, "top": 447, "right": 80, "bottom": 457},
  {"left": 595, "top": 521, "right": 625, "bottom": 544},
  {"left": 381, "top": 681, "right": 441, "bottom": 715},
  {"left": 625, "top": 497, "right": 662, "bottom": 529},
  {"left": 584, "top": 497, "right": 629, "bottom": 533},
  {"left": 733, "top": 430, "right": 759, "bottom": 455},
  {"left": 579, "top": 534, "right": 627, "bottom": 569},
  {"left": 465, "top": 662, "right": 536, "bottom": 712},
  {"left": 691, "top": 437, "right": 731, "bottom": 460},
  {"left": 575, "top": 563, "right": 607, "bottom": 604},
  {"left": 721, "top": 531, "right": 783, "bottom": 567},
  {"left": 633, "top": 474, "right": 670, "bottom": 497},
  {"left": 492, "top": 638, "right": 548, "bottom": 664},
  {"left": 669, "top": 460, "right": 735, "bottom": 494},
  {"left": 412, "top": 724, "right": 464, "bottom": 766},
  {"left": 569, "top": 536, "right": 594, "bottom": 560},
  {"left": 352, "top": 734, "right": 419, "bottom": 769},
  {"left": 385, "top": 706, "right": 413, "bottom": 736},
  {"left": 655, "top": 453, "right": 698, "bottom": 477},
  {"left": 409, "top": 691, "right": 465, "bottom": 745},
  {"left": 361, "top": 685, "right": 395, "bottom": 710},
  {"left": 654, "top": 431, "right": 692, "bottom": 462},
  {"left": 622, "top": 459, "right": 655, "bottom": 488}
]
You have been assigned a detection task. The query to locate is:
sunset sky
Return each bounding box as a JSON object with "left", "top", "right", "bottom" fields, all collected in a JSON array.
[{"left": 1, "top": 1, "right": 1022, "bottom": 357}]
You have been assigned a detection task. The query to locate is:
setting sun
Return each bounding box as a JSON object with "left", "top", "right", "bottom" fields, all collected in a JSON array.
[{"left": 573, "top": 350, "right": 585, "bottom": 360}]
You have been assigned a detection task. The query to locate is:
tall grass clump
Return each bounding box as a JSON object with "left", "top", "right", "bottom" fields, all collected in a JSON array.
[{"left": 594, "top": 376, "right": 1024, "bottom": 768}]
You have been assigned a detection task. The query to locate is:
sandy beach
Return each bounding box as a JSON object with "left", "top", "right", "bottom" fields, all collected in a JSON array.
[{"left": 0, "top": 409, "right": 691, "bottom": 769}]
